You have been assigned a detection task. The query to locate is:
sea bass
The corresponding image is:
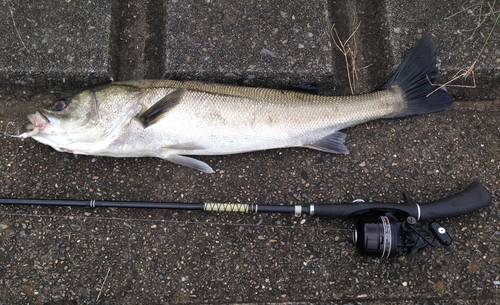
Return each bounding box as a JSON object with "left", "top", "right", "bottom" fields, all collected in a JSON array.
[{"left": 18, "top": 36, "right": 453, "bottom": 173}]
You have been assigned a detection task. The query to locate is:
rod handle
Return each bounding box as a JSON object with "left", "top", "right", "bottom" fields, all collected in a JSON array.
[
  {"left": 311, "top": 182, "right": 491, "bottom": 220},
  {"left": 418, "top": 182, "right": 491, "bottom": 220}
]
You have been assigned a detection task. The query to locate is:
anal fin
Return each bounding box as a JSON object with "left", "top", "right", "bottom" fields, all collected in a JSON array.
[
  {"left": 305, "top": 131, "right": 349, "bottom": 154},
  {"left": 164, "top": 154, "right": 214, "bottom": 173}
]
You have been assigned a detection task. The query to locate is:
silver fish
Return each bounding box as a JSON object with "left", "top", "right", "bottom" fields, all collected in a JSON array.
[{"left": 18, "top": 36, "right": 452, "bottom": 173}]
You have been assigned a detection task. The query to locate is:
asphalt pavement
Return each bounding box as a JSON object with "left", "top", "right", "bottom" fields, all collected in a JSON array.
[{"left": 0, "top": 0, "right": 499, "bottom": 304}]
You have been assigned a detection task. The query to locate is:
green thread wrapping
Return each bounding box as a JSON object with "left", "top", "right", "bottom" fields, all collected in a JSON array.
[{"left": 204, "top": 203, "right": 249, "bottom": 213}]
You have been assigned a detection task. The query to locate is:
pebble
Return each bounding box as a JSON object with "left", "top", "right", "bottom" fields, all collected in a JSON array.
[{"left": 260, "top": 48, "right": 276, "bottom": 57}]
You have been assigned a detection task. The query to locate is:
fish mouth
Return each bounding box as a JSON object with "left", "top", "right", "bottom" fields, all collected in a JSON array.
[{"left": 19, "top": 111, "right": 51, "bottom": 138}]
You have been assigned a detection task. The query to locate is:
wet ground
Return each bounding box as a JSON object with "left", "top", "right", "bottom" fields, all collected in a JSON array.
[{"left": 1, "top": 0, "right": 499, "bottom": 304}]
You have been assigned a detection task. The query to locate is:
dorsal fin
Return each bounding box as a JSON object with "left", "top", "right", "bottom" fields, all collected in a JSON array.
[{"left": 285, "top": 83, "right": 325, "bottom": 95}]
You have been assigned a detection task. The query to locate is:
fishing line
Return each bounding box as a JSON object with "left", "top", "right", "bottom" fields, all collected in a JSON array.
[
  {"left": 3, "top": 121, "right": 22, "bottom": 138},
  {"left": 0, "top": 211, "right": 352, "bottom": 233}
]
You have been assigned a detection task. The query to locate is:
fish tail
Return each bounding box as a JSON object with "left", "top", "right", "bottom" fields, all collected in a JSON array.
[{"left": 382, "top": 35, "right": 453, "bottom": 118}]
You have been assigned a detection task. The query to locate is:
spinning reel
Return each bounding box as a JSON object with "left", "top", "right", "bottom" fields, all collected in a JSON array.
[{"left": 354, "top": 213, "right": 452, "bottom": 258}]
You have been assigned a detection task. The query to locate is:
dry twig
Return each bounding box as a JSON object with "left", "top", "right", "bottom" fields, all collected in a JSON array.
[
  {"left": 329, "top": 22, "right": 372, "bottom": 95},
  {"left": 5, "top": 0, "right": 30, "bottom": 53},
  {"left": 330, "top": 22, "right": 362, "bottom": 95},
  {"left": 96, "top": 268, "right": 111, "bottom": 302},
  {"left": 430, "top": 0, "right": 499, "bottom": 95}
]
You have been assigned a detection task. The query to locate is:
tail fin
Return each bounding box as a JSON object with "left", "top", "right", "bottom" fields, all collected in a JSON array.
[{"left": 383, "top": 36, "right": 453, "bottom": 118}]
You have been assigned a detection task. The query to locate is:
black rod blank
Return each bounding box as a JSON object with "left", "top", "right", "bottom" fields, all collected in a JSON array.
[
  {"left": 0, "top": 182, "right": 491, "bottom": 220},
  {"left": 0, "top": 198, "right": 203, "bottom": 211}
]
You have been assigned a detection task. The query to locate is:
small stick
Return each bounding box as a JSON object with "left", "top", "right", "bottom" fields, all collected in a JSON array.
[
  {"left": 96, "top": 268, "right": 111, "bottom": 302},
  {"left": 6, "top": 0, "right": 30, "bottom": 53},
  {"left": 330, "top": 22, "right": 362, "bottom": 95}
]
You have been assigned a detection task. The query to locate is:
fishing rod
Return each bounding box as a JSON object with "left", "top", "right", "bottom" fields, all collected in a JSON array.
[{"left": 0, "top": 182, "right": 491, "bottom": 258}]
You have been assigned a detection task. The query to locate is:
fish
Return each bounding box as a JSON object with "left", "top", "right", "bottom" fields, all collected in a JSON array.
[{"left": 16, "top": 35, "right": 453, "bottom": 173}]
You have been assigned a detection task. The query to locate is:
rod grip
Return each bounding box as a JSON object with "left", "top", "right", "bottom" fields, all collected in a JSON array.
[
  {"left": 311, "top": 201, "right": 414, "bottom": 218},
  {"left": 417, "top": 182, "right": 491, "bottom": 221},
  {"left": 311, "top": 182, "right": 491, "bottom": 220}
]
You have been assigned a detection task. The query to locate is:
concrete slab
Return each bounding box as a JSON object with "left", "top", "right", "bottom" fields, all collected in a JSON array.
[
  {"left": 384, "top": 0, "right": 500, "bottom": 100},
  {"left": 161, "top": 0, "right": 335, "bottom": 89},
  {"left": 0, "top": 0, "right": 113, "bottom": 92}
]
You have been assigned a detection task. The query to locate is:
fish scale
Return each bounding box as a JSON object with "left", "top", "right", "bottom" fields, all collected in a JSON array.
[{"left": 18, "top": 36, "right": 453, "bottom": 173}]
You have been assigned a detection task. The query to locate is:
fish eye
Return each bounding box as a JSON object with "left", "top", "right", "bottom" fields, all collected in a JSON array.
[{"left": 52, "top": 99, "right": 68, "bottom": 111}]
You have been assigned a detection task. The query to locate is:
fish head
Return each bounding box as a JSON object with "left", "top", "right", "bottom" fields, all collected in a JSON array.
[{"left": 21, "top": 85, "right": 143, "bottom": 152}]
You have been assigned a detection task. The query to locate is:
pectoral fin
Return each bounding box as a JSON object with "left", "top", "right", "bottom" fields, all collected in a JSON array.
[
  {"left": 164, "top": 154, "right": 214, "bottom": 173},
  {"left": 138, "top": 88, "right": 186, "bottom": 127},
  {"left": 305, "top": 131, "right": 349, "bottom": 154}
]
